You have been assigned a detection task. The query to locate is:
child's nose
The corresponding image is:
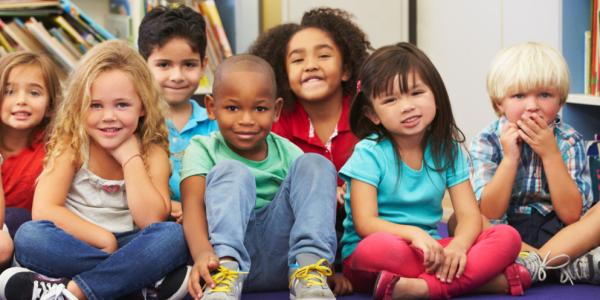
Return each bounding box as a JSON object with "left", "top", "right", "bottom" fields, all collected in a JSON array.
[
  {"left": 169, "top": 67, "right": 184, "bottom": 82},
  {"left": 525, "top": 96, "right": 540, "bottom": 111},
  {"left": 239, "top": 111, "right": 255, "bottom": 124},
  {"left": 102, "top": 109, "right": 117, "bottom": 121}
]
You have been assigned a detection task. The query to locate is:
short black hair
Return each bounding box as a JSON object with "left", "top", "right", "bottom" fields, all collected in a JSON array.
[
  {"left": 138, "top": 5, "right": 207, "bottom": 60},
  {"left": 213, "top": 54, "right": 277, "bottom": 99}
]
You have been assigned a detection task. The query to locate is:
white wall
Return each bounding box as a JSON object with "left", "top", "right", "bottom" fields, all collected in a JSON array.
[
  {"left": 281, "top": 0, "right": 409, "bottom": 48},
  {"left": 418, "top": 0, "right": 562, "bottom": 143}
]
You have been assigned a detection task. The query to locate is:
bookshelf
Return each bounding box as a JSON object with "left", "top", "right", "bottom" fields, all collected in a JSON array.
[{"left": 562, "top": 0, "right": 600, "bottom": 140}]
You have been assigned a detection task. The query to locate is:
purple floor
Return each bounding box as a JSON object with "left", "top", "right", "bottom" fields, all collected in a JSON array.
[{"left": 241, "top": 223, "right": 600, "bottom": 299}]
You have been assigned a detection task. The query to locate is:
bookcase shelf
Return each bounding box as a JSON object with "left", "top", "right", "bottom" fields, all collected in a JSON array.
[{"left": 567, "top": 94, "right": 600, "bottom": 106}]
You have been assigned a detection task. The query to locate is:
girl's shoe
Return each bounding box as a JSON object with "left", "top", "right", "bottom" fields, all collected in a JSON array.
[
  {"left": 372, "top": 271, "right": 400, "bottom": 300},
  {"left": 504, "top": 263, "right": 532, "bottom": 296}
]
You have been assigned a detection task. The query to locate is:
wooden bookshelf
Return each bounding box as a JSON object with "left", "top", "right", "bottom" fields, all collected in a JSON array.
[{"left": 567, "top": 94, "right": 600, "bottom": 106}]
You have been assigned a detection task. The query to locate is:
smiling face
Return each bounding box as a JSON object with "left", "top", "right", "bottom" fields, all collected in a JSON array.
[
  {"left": 285, "top": 27, "right": 349, "bottom": 104},
  {"left": 85, "top": 69, "right": 145, "bottom": 151},
  {"left": 367, "top": 73, "right": 437, "bottom": 143},
  {"left": 206, "top": 69, "right": 282, "bottom": 161},
  {"left": 147, "top": 37, "right": 205, "bottom": 107},
  {"left": 1, "top": 64, "right": 50, "bottom": 133}
]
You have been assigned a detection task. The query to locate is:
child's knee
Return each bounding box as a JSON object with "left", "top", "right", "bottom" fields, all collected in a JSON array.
[{"left": 292, "top": 154, "right": 336, "bottom": 178}]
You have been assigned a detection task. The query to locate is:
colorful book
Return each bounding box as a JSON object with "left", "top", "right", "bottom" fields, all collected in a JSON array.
[
  {"left": 199, "top": 0, "right": 232, "bottom": 58},
  {"left": 60, "top": 0, "right": 114, "bottom": 41},
  {"left": 25, "top": 17, "right": 76, "bottom": 70},
  {"left": 0, "top": 30, "right": 15, "bottom": 52},
  {"left": 53, "top": 15, "right": 91, "bottom": 50}
]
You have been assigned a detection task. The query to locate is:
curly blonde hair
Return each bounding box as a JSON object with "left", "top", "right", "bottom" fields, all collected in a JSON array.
[{"left": 44, "top": 40, "right": 168, "bottom": 171}]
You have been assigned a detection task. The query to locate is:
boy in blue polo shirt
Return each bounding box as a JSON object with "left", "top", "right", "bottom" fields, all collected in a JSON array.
[{"left": 138, "top": 5, "right": 218, "bottom": 222}]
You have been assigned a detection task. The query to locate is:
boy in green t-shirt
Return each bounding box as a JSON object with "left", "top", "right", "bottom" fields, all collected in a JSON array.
[{"left": 180, "top": 54, "right": 337, "bottom": 300}]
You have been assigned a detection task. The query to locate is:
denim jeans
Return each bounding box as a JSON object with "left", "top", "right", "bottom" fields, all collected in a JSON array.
[
  {"left": 205, "top": 153, "right": 337, "bottom": 292},
  {"left": 14, "top": 220, "right": 190, "bottom": 300}
]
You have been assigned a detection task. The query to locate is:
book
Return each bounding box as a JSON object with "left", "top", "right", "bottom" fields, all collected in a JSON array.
[
  {"left": 198, "top": 0, "right": 232, "bottom": 58},
  {"left": 25, "top": 17, "right": 77, "bottom": 70},
  {"left": 0, "top": 1, "right": 59, "bottom": 10},
  {"left": 0, "top": 30, "right": 15, "bottom": 52},
  {"left": 1, "top": 18, "right": 45, "bottom": 53},
  {"left": 53, "top": 15, "right": 91, "bottom": 50},
  {"left": 49, "top": 27, "right": 81, "bottom": 58},
  {"left": 60, "top": 0, "right": 114, "bottom": 41}
]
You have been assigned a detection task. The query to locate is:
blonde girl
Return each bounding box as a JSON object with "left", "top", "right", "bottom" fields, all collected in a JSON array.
[{"left": 0, "top": 40, "right": 190, "bottom": 300}]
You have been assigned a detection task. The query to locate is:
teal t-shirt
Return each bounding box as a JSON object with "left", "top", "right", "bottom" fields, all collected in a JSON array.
[
  {"left": 180, "top": 132, "right": 303, "bottom": 209},
  {"left": 339, "top": 136, "right": 469, "bottom": 259}
]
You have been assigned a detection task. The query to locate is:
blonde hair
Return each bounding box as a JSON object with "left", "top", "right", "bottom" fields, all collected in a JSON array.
[
  {"left": 0, "top": 51, "right": 62, "bottom": 148},
  {"left": 486, "top": 42, "right": 570, "bottom": 116},
  {"left": 44, "top": 40, "right": 168, "bottom": 171}
]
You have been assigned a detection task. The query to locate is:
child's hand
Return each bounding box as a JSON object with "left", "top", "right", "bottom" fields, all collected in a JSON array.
[
  {"left": 170, "top": 200, "right": 183, "bottom": 223},
  {"left": 327, "top": 273, "right": 353, "bottom": 296},
  {"left": 189, "top": 251, "right": 220, "bottom": 299},
  {"left": 436, "top": 242, "right": 467, "bottom": 283},
  {"left": 500, "top": 122, "right": 522, "bottom": 162},
  {"left": 410, "top": 229, "right": 444, "bottom": 274},
  {"left": 517, "top": 113, "right": 559, "bottom": 160},
  {"left": 110, "top": 135, "right": 142, "bottom": 166},
  {"left": 336, "top": 183, "right": 347, "bottom": 206}
]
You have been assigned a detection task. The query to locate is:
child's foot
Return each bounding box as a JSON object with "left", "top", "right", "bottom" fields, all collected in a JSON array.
[
  {"left": 503, "top": 263, "right": 532, "bottom": 295},
  {"left": 560, "top": 246, "right": 600, "bottom": 284},
  {"left": 145, "top": 265, "right": 191, "bottom": 300},
  {"left": 373, "top": 272, "right": 428, "bottom": 300},
  {"left": 517, "top": 251, "right": 570, "bottom": 284},
  {"left": 289, "top": 254, "right": 335, "bottom": 299},
  {"left": 202, "top": 261, "right": 246, "bottom": 300},
  {"left": 0, "top": 267, "right": 73, "bottom": 300},
  {"left": 373, "top": 271, "right": 400, "bottom": 300}
]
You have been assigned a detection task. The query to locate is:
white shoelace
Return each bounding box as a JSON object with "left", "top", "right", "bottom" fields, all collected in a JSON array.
[
  {"left": 39, "top": 284, "right": 77, "bottom": 300},
  {"left": 534, "top": 251, "right": 571, "bottom": 283}
]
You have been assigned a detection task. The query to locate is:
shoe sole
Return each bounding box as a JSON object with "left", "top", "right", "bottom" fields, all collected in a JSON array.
[
  {"left": 166, "top": 266, "right": 191, "bottom": 300},
  {"left": 0, "top": 267, "right": 31, "bottom": 300}
]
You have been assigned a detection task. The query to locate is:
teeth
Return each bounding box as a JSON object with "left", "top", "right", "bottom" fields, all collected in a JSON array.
[{"left": 101, "top": 128, "right": 119, "bottom": 132}]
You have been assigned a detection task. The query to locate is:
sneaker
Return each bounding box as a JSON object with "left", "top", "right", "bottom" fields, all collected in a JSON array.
[
  {"left": 202, "top": 261, "right": 246, "bottom": 300},
  {"left": 0, "top": 267, "right": 71, "bottom": 300},
  {"left": 372, "top": 271, "right": 400, "bottom": 300},
  {"left": 145, "top": 265, "right": 192, "bottom": 300},
  {"left": 516, "top": 251, "right": 570, "bottom": 284},
  {"left": 289, "top": 254, "right": 335, "bottom": 300},
  {"left": 559, "top": 246, "right": 600, "bottom": 285},
  {"left": 39, "top": 285, "right": 78, "bottom": 300}
]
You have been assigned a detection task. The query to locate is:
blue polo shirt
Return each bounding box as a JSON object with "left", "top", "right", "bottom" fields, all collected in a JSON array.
[{"left": 167, "top": 100, "right": 218, "bottom": 201}]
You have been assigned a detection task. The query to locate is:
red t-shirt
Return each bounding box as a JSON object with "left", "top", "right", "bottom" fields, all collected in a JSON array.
[
  {"left": 272, "top": 97, "right": 358, "bottom": 186},
  {"left": 2, "top": 139, "right": 45, "bottom": 210}
]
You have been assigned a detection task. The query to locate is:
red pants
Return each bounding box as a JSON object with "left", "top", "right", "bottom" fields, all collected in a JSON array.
[{"left": 343, "top": 225, "right": 521, "bottom": 299}]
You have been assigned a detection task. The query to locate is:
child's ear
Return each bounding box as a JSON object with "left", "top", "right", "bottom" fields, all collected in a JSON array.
[
  {"left": 341, "top": 66, "right": 351, "bottom": 82},
  {"left": 273, "top": 97, "right": 284, "bottom": 122},
  {"left": 201, "top": 56, "right": 209, "bottom": 71},
  {"left": 364, "top": 107, "right": 381, "bottom": 125},
  {"left": 205, "top": 94, "right": 217, "bottom": 120}
]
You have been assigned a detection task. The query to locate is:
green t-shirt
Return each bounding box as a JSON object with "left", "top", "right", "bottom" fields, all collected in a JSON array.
[{"left": 180, "top": 132, "right": 303, "bottom": 209}]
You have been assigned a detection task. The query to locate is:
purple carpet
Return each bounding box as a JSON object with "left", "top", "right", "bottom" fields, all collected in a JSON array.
[{"left": 241, "top": 223, "right": 600, "bottom": 299}]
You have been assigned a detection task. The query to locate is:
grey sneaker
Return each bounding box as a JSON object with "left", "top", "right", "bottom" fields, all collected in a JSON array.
[
  {"left": 145, "top": 265, "right": 191, "bottom": 300},
  {"left": 516, "top": 251, "right": 570, "bottom": 284},
  {"left": 560, "top": 246, "right": 600, "bottom": 284},
  {"left": 289, "top": 254, "right": 335, "bottom": 300},
  {"left": 202, "top": 261, "right": 245, "bottom": 300},
  {"left": 0, "top": 267, "right": 72, "bottom": 300}
]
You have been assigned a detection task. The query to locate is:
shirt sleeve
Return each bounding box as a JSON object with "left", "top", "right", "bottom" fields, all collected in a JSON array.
[
  {"left": 339, "top": 140, "right": 383, "bottom": 188},
  {"left": 560, "top": 135, "right": 594, "bottom": 212},
  {"left": 180, "top": 136, "right": 215, "bottom": 181},
  {"left": 446, "top": 144, "right": 470, "bottom": 188},
  {"left": 469, "top": 131, "right": 502, "bottom": 202}
]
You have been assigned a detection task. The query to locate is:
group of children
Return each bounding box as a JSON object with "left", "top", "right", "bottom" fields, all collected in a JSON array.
[{"left": 0, "top": 4, "right": 595, "bottom": 300}]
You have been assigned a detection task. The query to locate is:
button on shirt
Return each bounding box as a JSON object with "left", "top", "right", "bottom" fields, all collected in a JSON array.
[{"left": 167, "top": 100, "right": 218, "bottom": 201}]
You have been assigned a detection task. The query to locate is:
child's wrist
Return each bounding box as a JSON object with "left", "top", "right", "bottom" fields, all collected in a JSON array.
[{"left": 122, "top": 153, "right": 142, "bottom": 168}]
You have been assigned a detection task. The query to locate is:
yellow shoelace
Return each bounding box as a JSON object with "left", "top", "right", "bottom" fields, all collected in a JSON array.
[
  {"left": 204, "top": 266, "right": 248, "bottom": 293},
  {"left": 289, "top": 258, "right": 333, "bottom": 288}
]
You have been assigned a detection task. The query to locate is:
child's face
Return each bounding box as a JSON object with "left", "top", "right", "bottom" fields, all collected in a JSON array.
[
  {"left": 86, "top": 69, "right": 145, "bottom": 151},
  {"left": 1, "top": 64, "right": 50, "bottom": 132},
  {"left": 286, "top": 27, "right": 349, "bottom": 103},
  {"left": 498, "top": 86, "right": 561, "bottom": 124},
  {"left": 206, "top": 70, "right": 282, "bottom": 161},
  {"left": 366, "top": 73, "right": 436, "bottom": 142},
  {"left": 147, "top": 37, "right": 205, "bottom": 108}
]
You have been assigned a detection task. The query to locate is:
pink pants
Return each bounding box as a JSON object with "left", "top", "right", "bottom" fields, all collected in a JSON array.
[{"left": 342, "top": 225, "right": 521, "bottom": 299}]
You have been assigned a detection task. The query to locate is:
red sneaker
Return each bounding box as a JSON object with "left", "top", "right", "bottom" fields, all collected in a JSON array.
[
  {"left": 373, "top": 271, "right": 401, "bottom": 300},
  {"left": 504, "top": 263, "right": 532, "bottom": 296}
]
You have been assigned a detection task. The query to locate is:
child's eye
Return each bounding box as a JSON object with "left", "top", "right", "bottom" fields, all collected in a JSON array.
[
  {"left": 156, "top": 62, "right": 169, "bottom": 69},
  {"left": 540, "top": 92, "right": 553, "bottom": 98},
  {"left": 256, "top": 106, "right": 269, "bottom": 112},
  {"left": 30, "top": 90, "right": 42, "bottom": 97},
  {"left": 90, "top": 103, "right": 102, "bottom": 109},
  {"left": 319, "top": 54, "right": 331, "bottom": 59},
  {"left": 116, "top": 102, "right": 131, "bottom": 108},
  {"left": 225, "top": 105, "right": 239, "bottom": 112},
  {"left": 381, "top": 97, "right": 396, "bottom": 104},
  {"left": 512, "top": 93, "right": 525, "bottom": 99},
  {"left": 290, "top": 58, "right": 304, "bottom": 64},
  {"left": 411, "top": 90, "right": 424, "bottom": 96},
  {"left": 184, "top": 62, "right": 198, "bottom": 68}
]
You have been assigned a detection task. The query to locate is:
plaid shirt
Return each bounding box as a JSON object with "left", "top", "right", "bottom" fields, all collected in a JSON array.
[{"left": 470, "top": 117, "right": 593, "bottom": 223}]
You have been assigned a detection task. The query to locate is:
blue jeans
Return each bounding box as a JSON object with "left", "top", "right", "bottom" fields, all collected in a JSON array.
[
  {"left": 205, "top": 154, "right": 337, "bottom": 292},
  {"left": 14, "top": 220, "right": 190, "bottom": 300}
]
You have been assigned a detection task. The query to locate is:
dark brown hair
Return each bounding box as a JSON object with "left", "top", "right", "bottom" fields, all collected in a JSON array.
[{"left": 350, "top": 42, "right": 466, "bottom": 172}]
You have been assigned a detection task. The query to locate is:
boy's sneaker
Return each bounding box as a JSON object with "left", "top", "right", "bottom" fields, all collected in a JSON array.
[
  {"left": 372, "top": 271, "right": 400, "bottom": 300},
  {"left": 289, "top": 254, "right": 335, "bottom": 300},
  {"left": 145, "top": 265, "right": 192, "bottom": 300},
  {"left": 559, "top": 246, "right": 600, "bottom": 285},
  {"left": 517, "top": 251, "right": 570, "bottom": 284},
  {"left": 202, "top": 261, "right": 246, "bottom": 300},
  {"left": 0, "top": 267, "right": 72, "bottom": 300}
]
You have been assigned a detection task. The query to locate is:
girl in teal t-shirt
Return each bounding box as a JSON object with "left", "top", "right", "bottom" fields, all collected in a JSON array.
[{"left": 340, "top": 43, "right": 529, "bottom": 299}]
